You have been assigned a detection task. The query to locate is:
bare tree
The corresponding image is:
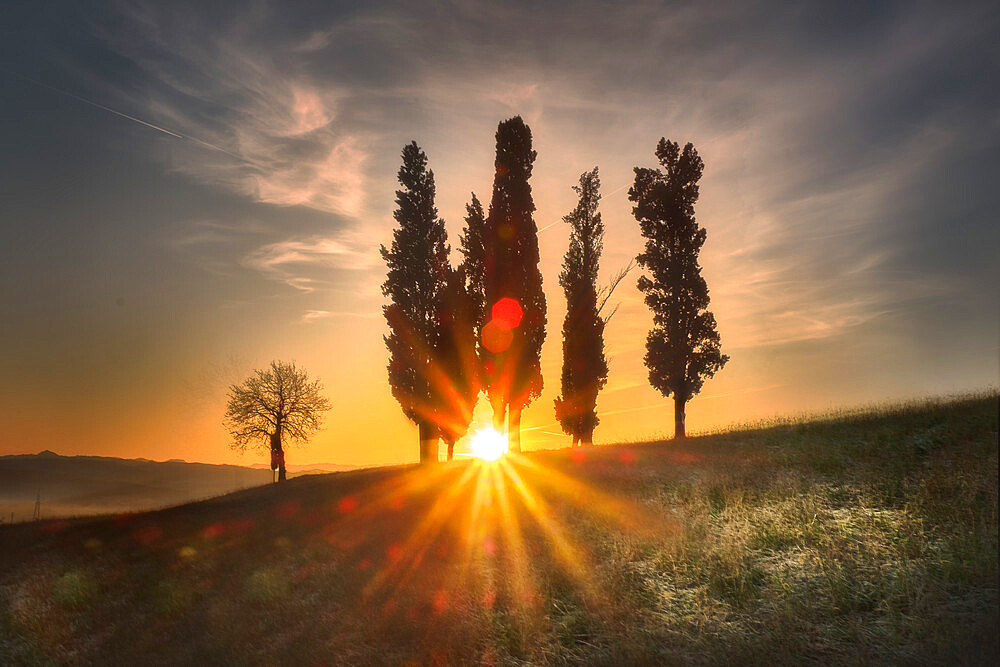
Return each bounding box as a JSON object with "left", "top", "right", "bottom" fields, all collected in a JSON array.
[{"left": 224, "top": 361, "right": 331, "bottom": 481}]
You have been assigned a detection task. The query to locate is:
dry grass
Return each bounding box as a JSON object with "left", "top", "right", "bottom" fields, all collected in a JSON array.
[{"left": 1, "top": 393, "right": 996, "bottom": 665}]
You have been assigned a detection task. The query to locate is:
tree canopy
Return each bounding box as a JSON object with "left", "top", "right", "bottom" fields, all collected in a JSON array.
[
  {"left": 224, "top": 361, "right": 330, "bottom": 480},
  {"left": 433, "top": 265, "right": 481, "bottom": 459},
  {"left": 482, "top": 116, "right": 547, "bottom": 449},
  {"left": 629, "top": 139, "right": 728, "bottom": 438},
  {"left": 381, "top": 141, "right": 451, "bottom": 462},
  {"left": 459, "top": 193, "right": 488, "bottom": 334},
  {"left": 554, "top": 168, "right": 609, "bottom": 446}
]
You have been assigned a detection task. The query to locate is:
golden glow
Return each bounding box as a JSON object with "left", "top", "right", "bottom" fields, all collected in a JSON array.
[
  {"left": 281, "top": 437, "right": 686, "bottom": 631},
  {"left": 468, "top": 428, "right": 507, "bottom": 461}
]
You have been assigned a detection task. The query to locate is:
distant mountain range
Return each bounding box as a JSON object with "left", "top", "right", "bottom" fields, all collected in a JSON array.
[
  {"left": 0, "top": 451, "right": 364, "bottom": 523},
  {"left": 247, "top": 462, "right": 360, "bottom": 473}
]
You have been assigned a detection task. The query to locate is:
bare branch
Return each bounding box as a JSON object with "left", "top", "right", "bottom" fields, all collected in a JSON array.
[
  {"left": 223, "top": 360, "right": 331, "bottom": 453},
  {"left": 597, "top": 258, "right": 636, "bottom": 323}
]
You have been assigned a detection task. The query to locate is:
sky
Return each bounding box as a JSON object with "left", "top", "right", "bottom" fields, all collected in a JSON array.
[{"left": 1, "top": 0, "right": 997, "bottom": 467}]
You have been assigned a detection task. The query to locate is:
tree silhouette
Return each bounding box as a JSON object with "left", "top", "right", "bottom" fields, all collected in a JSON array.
[
  {"left": 459, "top": 193, "right": 488, "bottom": 335},
  {"left": 629, "top": 139, "right": 728, "bottom": 438},
  {"left": 381, "top": 141, "right": 451, "bottom": 463},
  {"left": 554, "top": 168, "right": 609, "bottom": 447},
  {"left": 434, "top": 266, "right": 481, "bottom": 460},
  {"left": 224, "top": 361, "right": 331, "bottom": 481},
  {"left": 483, "top": 116, "right": 546, "bottom": 452}
]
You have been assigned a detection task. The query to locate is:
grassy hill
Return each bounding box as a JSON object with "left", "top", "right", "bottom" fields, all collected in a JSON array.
[{"left": 1, "top": 394, "right": 996, "bottom": 665}]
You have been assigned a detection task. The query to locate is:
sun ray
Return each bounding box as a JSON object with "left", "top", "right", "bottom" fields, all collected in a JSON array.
[
  {"left": 498, "top": 457, "right": 610, "bottom": 608},
  {"left": 361, "top": 463, "right": 479, "bottom": 599},
  {"left": 512, "top": 453, "right": 680, "bottom": 539},
  {"left": 490, "top": 460, "right": 540, "bottom": 611}
]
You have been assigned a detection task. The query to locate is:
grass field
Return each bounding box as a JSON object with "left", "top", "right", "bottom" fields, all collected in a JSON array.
[{"left": 1, "top": 393, "right": 997, "bottom": 665}]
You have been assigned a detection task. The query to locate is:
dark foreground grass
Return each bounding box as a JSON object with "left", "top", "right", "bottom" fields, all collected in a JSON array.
[{"left": 1, "top": 393, "right": 997, "bottom": 665}]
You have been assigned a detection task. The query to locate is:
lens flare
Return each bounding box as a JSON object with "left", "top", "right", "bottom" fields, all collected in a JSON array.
[
  {"left": 469, "top": 428, "right": 507, "bottom": 461},
  {"left": 491, "top": 298, "right": 523, "bottom": 328},
  {"left": 481, "top": 319, "right": 513, "bottom": 354}
]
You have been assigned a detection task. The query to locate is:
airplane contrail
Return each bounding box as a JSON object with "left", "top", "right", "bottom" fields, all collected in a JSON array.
[
  {"left": 537, "top": 220, "right": 562, "bottom": 233},
  {"left": 601, "top": 181, "right": 631, "bottom": 199},
  {"left": 537, "top": 181, "right": 631, "bottom": 233},
  {"left": 2, "top": 68, "right": 252, "bottom": 164}
]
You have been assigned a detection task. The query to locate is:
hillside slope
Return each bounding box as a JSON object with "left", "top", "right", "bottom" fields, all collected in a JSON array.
[
  {"left": 0, "top": 453, "right": 362, "bottom": 522},
  {"left": 1, "top": 395, "right": 996, "bottom": 665}
]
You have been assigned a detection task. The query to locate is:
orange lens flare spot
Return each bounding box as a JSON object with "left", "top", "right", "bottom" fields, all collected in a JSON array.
[
  {"left": 337, "top": 496, "right": 358, "bottom": 513},
  {"left": 482, "top": 589, "right": 497, "bottom": 608},
  {"left": 276, "top": 501, "right": 300, "bottom": 518},
  {"left": 618, "top": 450, "right": 636, "bottom": 464},
  {"left": 202, "top": 522, "right": 225, "bottom": 539},
  {"left": 481, "top": 319, "right": 513, "bottom": 354},
  {"left": 133, "top": 526, "right": 162, "bottom": 545},
  {"left": 491, "top": 298, "right": 523, "bottom": 328}
]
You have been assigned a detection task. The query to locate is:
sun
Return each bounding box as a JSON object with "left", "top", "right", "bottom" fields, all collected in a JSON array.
[{"left": 469, "top": 428, "right": 507, "bottom": 461}]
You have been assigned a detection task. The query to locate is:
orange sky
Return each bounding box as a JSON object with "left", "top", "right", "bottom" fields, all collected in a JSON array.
[{"left": 1, "top": 1, "right": 997, "bottom": 467}]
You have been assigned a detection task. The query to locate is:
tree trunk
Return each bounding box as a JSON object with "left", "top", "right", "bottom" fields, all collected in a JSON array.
[
  {"left": 581, "top": 429, "right": 593, "bottom": 447},
  {"left": 572, "top": 434, "right": 580, "bottom": 447},
  {"left": 270, "top": 429, "right": 286, "bottom": 482},
  {"left": 447, "top": 441, "right": 455, "bottom": 462},
  {"left": 418, "top": 421, "right": 438, "bottom": 464},
  {"left": 673, "top": 394, "right": 686, "bottom": 439},
  {"left": 491, "top": 396, "right": 506, "bottom": 433},
  {"left": 508, "top": 406, "right": 521, "bottom": 453}
]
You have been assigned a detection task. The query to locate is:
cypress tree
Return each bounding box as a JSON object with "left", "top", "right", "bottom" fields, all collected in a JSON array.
[
  {"left": 381, "top": 141, "right": 450, "bottom": 462},
  {"left": 459, "top": 193, "right": 488, "bottom": 333},
  {"left": 629, "top": 139, "right": 728, "bottom": 438},
  {"left": 433, "top": 266, "right": 481, "bottom": 461},
  {"left": 483, "top": 116, "right": 546, "bottom": 452},
  {"left": 553, "top": 168, "right": 608, "bottom": 447}
]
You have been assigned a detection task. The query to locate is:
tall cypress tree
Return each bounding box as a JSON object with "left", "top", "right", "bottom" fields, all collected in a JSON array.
[
  {"left": 483, "top": 116, "right": 546, "bottom": 452},
  {"left": 553, "top": 168, "right": 608, "bottom": 446},
  {"left": 459, "top": 193, "right": 488, "bottom": 333},
  {"left": 433, "top": 265, "right": 480, "bottom": 460},
  {"left": 629, "top": 139, "right": 728, "bottom": 438},
  {"left": 381, "top": 141, "right": 450, "bottom": 462}
]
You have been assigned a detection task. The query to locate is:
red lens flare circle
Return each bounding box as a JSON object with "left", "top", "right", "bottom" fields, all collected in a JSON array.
[
  {"left": 491, "top": 298, "right": 523, "bottom": 328},
  {"left": 481, "top": 319, "right": 513, "bottom": 354}
]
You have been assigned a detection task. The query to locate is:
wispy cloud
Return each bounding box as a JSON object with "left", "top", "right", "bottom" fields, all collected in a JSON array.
[
  {"left": 92, "top": 5, "right": 369, "bottom": 217},
  {"left": 163, "top": 218, "right": 268, "bottom": 248},
  {"left": 299, "top": 309, "right": 380, "bottom": 323},
  {"left": 487, "top": 82, "right": 539, "bottom": 109},
  {"left": 242, "top": 234, "right": 381, "bottom": 292},
  {"left": 70, "top": 4, "right": 1000, "bottom": 362}
]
